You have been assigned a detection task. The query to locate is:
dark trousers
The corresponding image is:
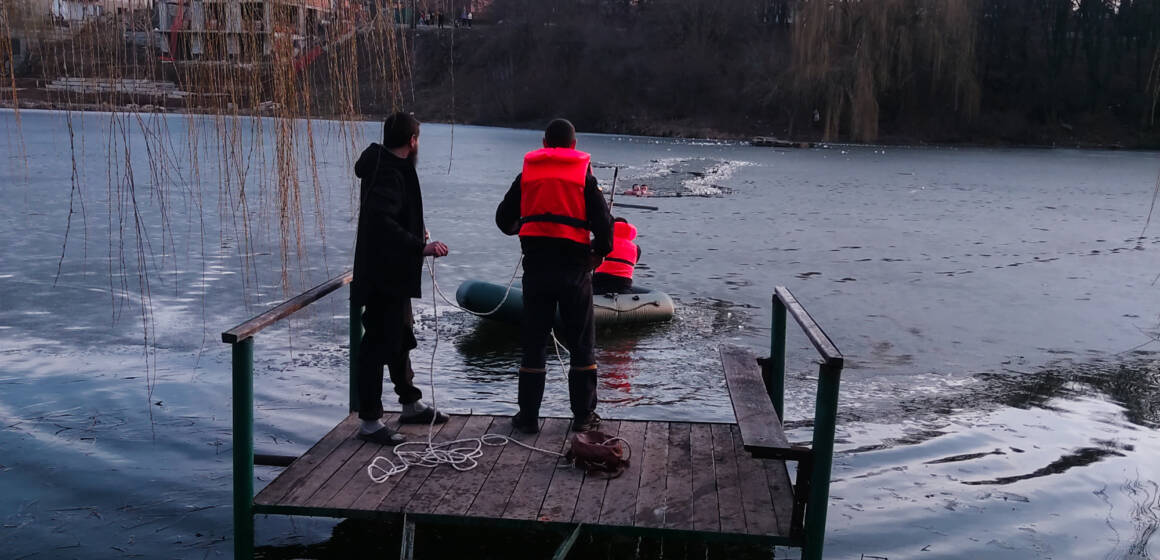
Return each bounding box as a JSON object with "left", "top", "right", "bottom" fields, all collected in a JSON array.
[
  {"left": 357, "top": 295, "right": 423, "bottom": 421},
  {"left": 593, "top": 272, "right": 632, "bottom": 295},
  {"left": 520, "top": 259, "right": 597, "bottom": 419}
]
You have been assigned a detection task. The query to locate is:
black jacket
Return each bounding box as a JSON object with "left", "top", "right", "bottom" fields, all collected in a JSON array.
[
  {"left": 495, "top": 172, "right": 614, "bottom": 265},
  {"left": 351, "top": 144, "right": 426, "bottom": 303}
]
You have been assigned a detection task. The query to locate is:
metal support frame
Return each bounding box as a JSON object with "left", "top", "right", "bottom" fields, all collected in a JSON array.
[
  {"left": 349, "top": 297, "right": 362, "bottom": 413},
  {"left": 232, "top": 338, "right": 255, "bottom": 560},
  {"left": 789, "top": 455, "right": 813, "bottom": 540},
  {"left": 769, "top": 296, "right": 787, "bottom": 420},
  {"left": 553, "top": 524, "right": 584, "bottom": 560},
  {"left": 222, "top": 271, "right": 353, "bottom": 558},
  {"left": 766, "top": 286, "right": 844, "bottom": 560},
  {"left": 802, "top": 359, "right": 842, "bottom": 560},
  {"left": 400, "top": 514, "right": 416, "bottom": 560}
]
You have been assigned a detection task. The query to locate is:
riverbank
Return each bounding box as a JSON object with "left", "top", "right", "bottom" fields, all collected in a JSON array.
[
  {"left": 404, "top": 83, "right": 1160, "bottom": 150},
  {"left": 400, "top": 21, "right": 1160, "bottom": 151},
  {"left": 4, "top": 96, "right": 1157, "bottom": 152}
]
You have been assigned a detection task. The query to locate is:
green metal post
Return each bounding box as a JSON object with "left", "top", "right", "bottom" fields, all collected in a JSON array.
[
  {"left": 232, "top": 338, "right": 255, "bottom": 559},
  {"left": 802, "top": 360, "right": 842, "bottom": 560},
  {"left": 552, "top": 524, "right": 583, "bottom": 560},
  {"left": 349, "top": 296, "right": 362, "bottom": 414},
  {"left": 770, "top": 295, "right": 787, "bottom": 420}
]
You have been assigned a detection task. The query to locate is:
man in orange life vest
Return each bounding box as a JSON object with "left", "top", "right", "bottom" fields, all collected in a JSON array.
[
  {"left": 593, "top": 217, "right": 640, "bottom": 294},
  {"left": 495, "top": 119, "right": 614, "bottom": 434}
]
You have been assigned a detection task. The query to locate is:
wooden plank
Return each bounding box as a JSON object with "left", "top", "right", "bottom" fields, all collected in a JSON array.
[
  {"left": 254, "top": 413, "right": 360, "bottom": 506},
  {"left": 377, "top": 414, "right": 471, "bottom": 512},
  {"left": 663, "top": 422, "right": 693, "bottom": 530},
  {"left": 774, "top": 286, "right": 843, "bottom": 365},
  {"left": 552, "top": 421, "right": 617, "bottom": 524},
  {"left": 632, "top": 421, "right": 670, "bottom": 529},
  {"left": 282, "top": 435, "right": 367, "bottom": 506},
  {"left": 405, "top": 414, "right": 493, "bottom": 514},
  {"left": 347, "top": 417, "right": 459, "bottom": 511},
  {"left": 465, "top": 417, "right": 544, "bottom": 518},
  {"left": 711, "top": 423, "right": 746, "bottom": 535},
  {"left": 432, "top": 417, "right": 513, "bottom": 516},
  {"left": 720, "top": 345, "right": 804, "bottom": 461},
  {"left": 318, "top": 413, "right": 414, "bottom": 510},
  {"left": 765, "top": 457, "right": 795, "bottom": 537},
  {"left": 596, "top": 420, "right": 645, "bottom": 526},
  {"left": 308, "top": 439, "right": 378, "bottom": 507},
  {"left": 731, "top": 425, "right": 778, "bottom": 536},
  {"left": 689, "top": 423, "right": 720, "bottom": 532},
  {"left": 503, "top": 418, "right": 572, "bottom": 520},
  {"left": 222, "top": 270, "right": 352, "bottom": 343}
]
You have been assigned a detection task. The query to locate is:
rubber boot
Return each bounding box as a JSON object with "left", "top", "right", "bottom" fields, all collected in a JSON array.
[
  {"left": 568, "top": 368, "right": 600, "bottom": 432},
  {"left": 512, "top": 370, "right": 546, "bottom": 434}
]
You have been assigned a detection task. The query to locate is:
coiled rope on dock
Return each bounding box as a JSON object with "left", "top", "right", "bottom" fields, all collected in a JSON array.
[{"left": 367, "top": 254, "right": 608, "bottom": 483}]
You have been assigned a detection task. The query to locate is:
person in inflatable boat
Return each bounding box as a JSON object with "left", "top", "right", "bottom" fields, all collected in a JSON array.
[{"left": 593, "top": 217, "right": 640, "bottom": 295}]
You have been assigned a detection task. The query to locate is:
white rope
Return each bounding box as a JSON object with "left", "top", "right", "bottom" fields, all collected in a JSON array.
[
  {"left": 367, "top": 433, "right": 568, "bottom": 483},
  {"left": 366, "top": 253, "right": 571, "bottom": 483},
  {"left": 424, "top": 251, "right": 572, "bottom": 379},
  {"left": 429, "top": 254, "right": 523, "bottom": 317},
  {"left": 593, "top": 300, "right": 659, "bottom": 313}
]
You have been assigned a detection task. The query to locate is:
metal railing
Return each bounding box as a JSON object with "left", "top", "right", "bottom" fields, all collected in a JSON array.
[
  {"left": 220, "top": 270, "right": 357, "bottom": 560},
  {"left": 763, "top": 285, "right": 845, "bottom": 560}
]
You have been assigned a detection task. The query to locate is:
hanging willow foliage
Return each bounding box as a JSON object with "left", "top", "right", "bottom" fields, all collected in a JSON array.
[
  {"left": 0, "top": 0, "right": 423, "bottom": 416},
  {"left": 790, "top": 0, "right": 981, "bottom": 142},
  {"left": 0, "top": 0, "right": 415, "bottom": 295}
]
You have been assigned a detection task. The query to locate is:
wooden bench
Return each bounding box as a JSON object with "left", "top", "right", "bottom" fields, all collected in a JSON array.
[{"left": 721, "top": 344, "right": 810, "bottom": 462}]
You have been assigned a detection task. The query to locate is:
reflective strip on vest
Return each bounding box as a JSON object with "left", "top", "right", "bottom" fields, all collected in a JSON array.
[{"left": 519, "top": 148, "right": 591, "bottom": 245}]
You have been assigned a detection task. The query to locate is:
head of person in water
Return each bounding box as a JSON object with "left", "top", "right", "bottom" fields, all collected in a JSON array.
[
  {"left": 383, "top": 112, "right": 420, "bottom": 166},
  {"left": 543, "top": 118, "right": 576, "bottom": 149}
]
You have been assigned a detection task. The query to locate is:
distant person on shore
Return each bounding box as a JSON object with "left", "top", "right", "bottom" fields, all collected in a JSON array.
[
  {"left": 495, "top": 118, "right": 613, "bottom": 434},
  {"left": 351, "top": 112, "right": 450, "bottom": 446},
  {"left": 467, "top": 11, "right": 473, "bottom": 27},
  {"left": 437, "top": 11, "right": 445, "bottom": 28},
  {"left": 593, "top": 217, "right": 640, "bottom": 295}
]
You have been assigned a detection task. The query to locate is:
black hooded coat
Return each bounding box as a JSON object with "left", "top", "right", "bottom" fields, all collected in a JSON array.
[{"left": 351, "top": 143, "right": 426, "bottom": 304}]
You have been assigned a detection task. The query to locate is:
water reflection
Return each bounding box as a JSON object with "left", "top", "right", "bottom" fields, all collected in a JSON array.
[
  {"left": 450, "top": 318, "right": 522, "bottom": 378},
  {"left": 894, "top": 352, "right": 1160, "bottom": 430},
  {"left": 825, "top": 356, "right": 1160, "bottom": 559},
  {"left": 5, "top": 111, "right": 1160, "bottom": 558}
]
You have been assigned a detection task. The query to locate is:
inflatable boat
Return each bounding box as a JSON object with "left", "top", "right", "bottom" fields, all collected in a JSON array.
[{"left": 455, "top": 280, "right": 675, "bottom": 326}]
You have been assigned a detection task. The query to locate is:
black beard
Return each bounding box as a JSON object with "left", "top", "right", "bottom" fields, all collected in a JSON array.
[{"left": 407, "top": 149, "right": 418, "bottom": 167}]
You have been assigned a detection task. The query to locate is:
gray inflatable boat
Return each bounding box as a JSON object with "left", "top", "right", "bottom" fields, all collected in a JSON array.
[{"left": 455, "top": 280, "right": 675, "bottom": 326}]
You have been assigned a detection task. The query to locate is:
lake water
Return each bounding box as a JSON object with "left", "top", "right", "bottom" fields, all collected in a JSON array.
[{"left": 1, "top": 109, "right": 1158, "bottom": 559}]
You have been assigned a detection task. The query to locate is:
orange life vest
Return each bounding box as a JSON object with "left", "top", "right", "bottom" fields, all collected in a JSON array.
[
  {"left": 595, "top": 221, "right": 638, "bottom": 279},
  {"left": 519, "top": 148, "right": 591, "bottom": 245}
]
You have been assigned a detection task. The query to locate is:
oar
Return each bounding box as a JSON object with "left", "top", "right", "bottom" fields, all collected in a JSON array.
[
  {"left": 612, "top": 202, "right": 660, "bottom": 211},
  {"left": 609, "top": 166, "right": 619, "bottom": 211}
]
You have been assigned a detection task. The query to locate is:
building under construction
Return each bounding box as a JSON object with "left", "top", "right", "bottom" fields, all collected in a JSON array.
[{"left": 154, "top": 0, "right": 333, "bottom": 62}]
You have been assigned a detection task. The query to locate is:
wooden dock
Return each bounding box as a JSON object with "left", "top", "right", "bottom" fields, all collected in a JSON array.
[
  {"left": 223, "top": 275, "right": 844, "bottom": 559},
  {"left": 254, "top": 413, "right": 795, "bottom": 542}
]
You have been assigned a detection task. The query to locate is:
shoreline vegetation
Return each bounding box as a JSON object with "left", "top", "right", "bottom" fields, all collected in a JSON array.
[
  {"left": 397, "top": 0, "right": 1160, "bottom": 150},
  {"left": 1, "top": 99, "right": 1152, "bottom": 152},
  {"left": 4, "top": 1, "right": 1160, "bottom": 151}
]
